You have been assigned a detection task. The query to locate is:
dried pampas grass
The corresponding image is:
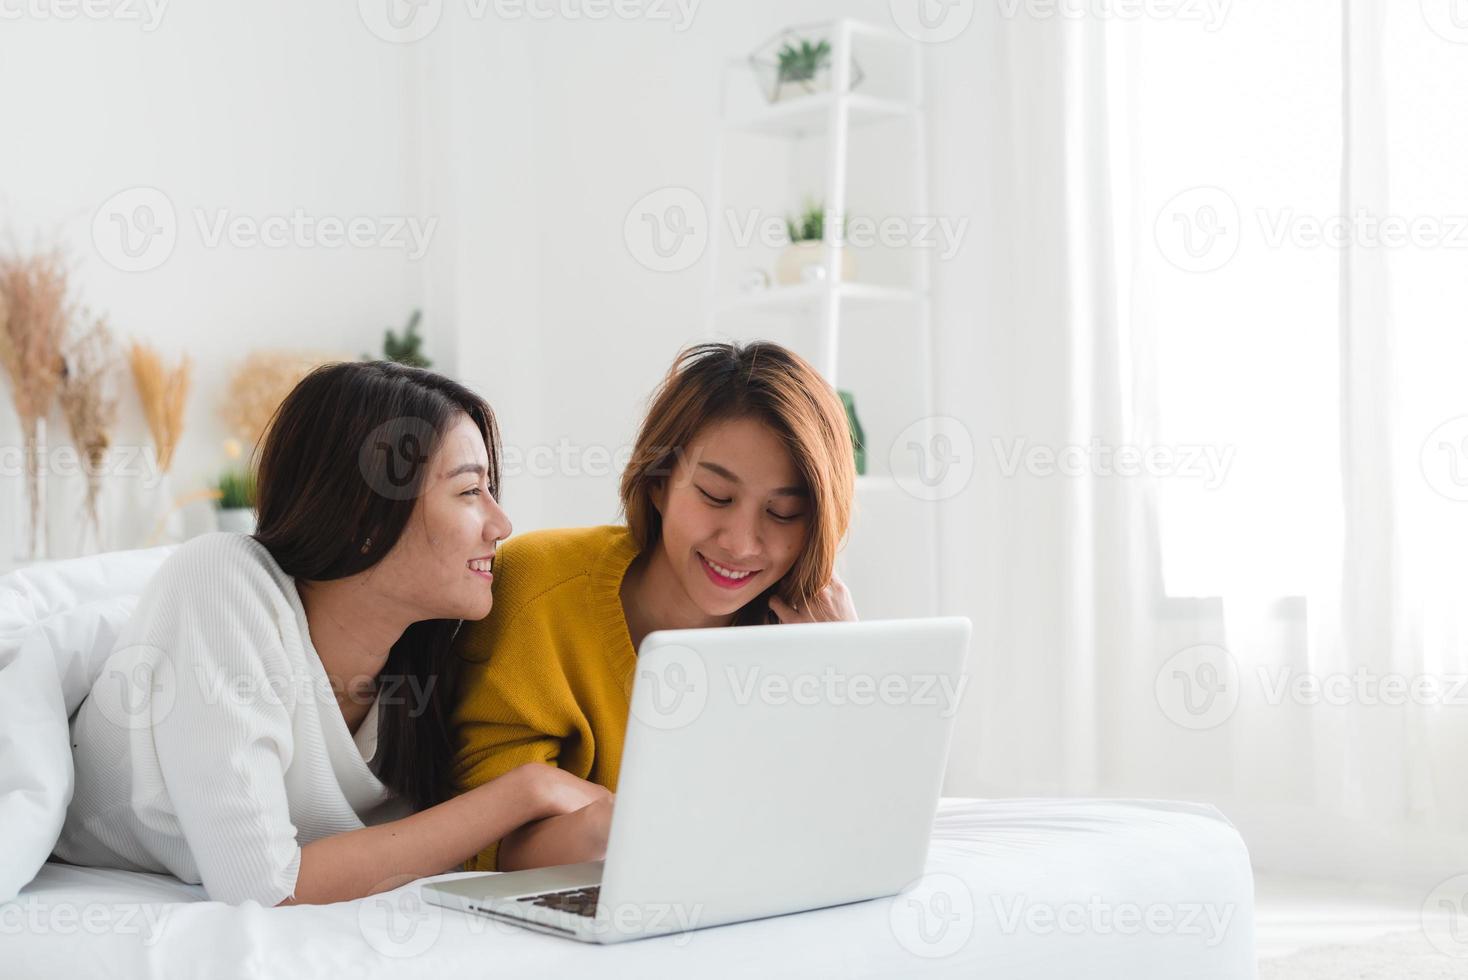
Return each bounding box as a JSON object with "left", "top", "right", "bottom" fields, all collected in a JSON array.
[
  {"left": 221, "top": 350, "right": 339, "bottom": 454},
  {"left": 0, "top": 249, "right": 69, "bottom": 424},
  {"left": 0, "top": 249, "right": 73, "bottom": 559},
  {"left": 60, "top": 316, "right": 120, "bottom": 543},
  {"left": 128, "top": 341, "right": 190, "bottom": 473}
]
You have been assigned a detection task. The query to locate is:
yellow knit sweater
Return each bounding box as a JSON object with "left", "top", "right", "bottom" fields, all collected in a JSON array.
[{"left": 451, "top": 524, "right": 641, "bottom": 871}]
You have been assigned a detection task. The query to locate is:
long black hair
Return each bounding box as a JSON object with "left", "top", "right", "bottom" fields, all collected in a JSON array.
[{"left": 252, "top": 360, "right": 501, "bottom": 810}]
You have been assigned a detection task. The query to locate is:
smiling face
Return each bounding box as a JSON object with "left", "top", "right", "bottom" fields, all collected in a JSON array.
[
  {"left": 649, "top": 415, "right": 811, "bottom": 620},
  {"left": 371, "top": 413, "right": 513, "bottom": 623}
]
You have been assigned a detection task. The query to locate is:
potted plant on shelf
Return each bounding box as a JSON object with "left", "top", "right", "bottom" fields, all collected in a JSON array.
[
  {"left": 839, "top": 389, "right": 867, "bottom": 476},
  {"left": 776, "top": 200, "right": 856, "bottom": 286},
  {"left": 365, "top": 309, "right": 431, "bottom": 368},
  {"left": 213, "top": 445, "right": 256, "bottom": 534},
  {"left": 749, "top": 27, "right": 864, "bottom": 104}
]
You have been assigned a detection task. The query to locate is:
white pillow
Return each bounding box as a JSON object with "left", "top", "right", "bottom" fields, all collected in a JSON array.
[{"left": 0, "top": 546, "right": 173, "bottom": 901}]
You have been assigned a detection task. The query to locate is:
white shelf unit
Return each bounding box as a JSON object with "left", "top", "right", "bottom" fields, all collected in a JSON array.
[{"left": 704, "top": 19, "right": 939, "bottom": 619}]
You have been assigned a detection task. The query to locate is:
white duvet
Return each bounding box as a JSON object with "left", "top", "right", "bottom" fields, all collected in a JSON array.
[
  {"left": 1, "top": 549, "right": 1257, "bottom": 978},
  {"left": 6, "top": 797, "right": 1256, "bottom": 979}
]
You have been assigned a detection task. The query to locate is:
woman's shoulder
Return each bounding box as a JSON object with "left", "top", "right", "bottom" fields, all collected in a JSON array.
[
  {"left": 499, "top": 524, "right": 631, "bottom": 579},
  {"left": 157, "top": 532, "right": 287, "bottom": 590},
  {"left": 140, "top": 533, "right": 295, "bottom": 621},
  {"left": 118, "top": 533, "right": 301, "bottom": 681},
  {"left": 457, "top": 525, "right": 632, "bottom": 653}
]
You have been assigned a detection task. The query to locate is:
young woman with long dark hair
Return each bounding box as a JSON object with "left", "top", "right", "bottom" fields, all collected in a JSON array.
[{"left": 56, "top": 361, "right": 607, "bottom": 905}]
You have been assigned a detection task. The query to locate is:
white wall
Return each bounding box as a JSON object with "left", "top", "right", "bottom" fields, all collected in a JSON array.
[
  {"left": 420, "top": 1, "right": 957, "bottom": 634},
  {"left": 0, "top": 2, "right": 430, "bottom": 557},
  {"left": 2, "top": 0, "right": 1076, "bottom": 807},
  {"left": 423, "top": 1, "right": 923, "bottom": 532},
  {"left": 2, "top": 2, "right": 1036, "bottom": 802}
]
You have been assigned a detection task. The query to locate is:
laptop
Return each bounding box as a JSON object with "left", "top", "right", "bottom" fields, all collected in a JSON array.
[{"left": 423, "top": 616, "right": 972, "bottom": 943}]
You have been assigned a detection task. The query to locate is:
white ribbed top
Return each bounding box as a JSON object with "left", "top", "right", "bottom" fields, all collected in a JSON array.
[{"left": 54, "top": 533, "right": 410, "bottom": 905}]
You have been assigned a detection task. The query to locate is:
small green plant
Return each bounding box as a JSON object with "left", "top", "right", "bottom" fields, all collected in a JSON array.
[
  {"left": 777, "top": 39, "right": 831, "bottom": 84},
  {"left": 839, "top": 389, "right": 866, "bottom": 476},
  {"left": 785, "top": 200, "right": 847, "bottom": 244},
  {"left": 366, "top": 310, "right": 431, "bottom": 369},
  {"left": 214, "top": 468, "right": 256, "bottom": 510}
]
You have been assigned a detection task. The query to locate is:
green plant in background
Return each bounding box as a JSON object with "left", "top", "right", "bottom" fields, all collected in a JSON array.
[
  {"left": 777, "top": 39, "right": 831, "bottom": 84},
  {"left": 839, "top": 389, "right": 866, "bottom": 476},
  {"left": 214, "top": 468, "right": 256, "bottom": 510},
  {"left": 367, "top": 309, "right": 432, "bottom": 369},
  {"left": 786, "top": 200, "right": 847, "bottom": 244}
]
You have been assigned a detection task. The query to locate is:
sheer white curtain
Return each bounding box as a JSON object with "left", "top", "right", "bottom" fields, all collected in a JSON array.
[{"left": 936, "top": 0, "right": 1468, "bottom": 883}]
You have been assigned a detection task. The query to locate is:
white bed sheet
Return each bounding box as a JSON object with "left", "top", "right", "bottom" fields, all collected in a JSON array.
[{"left": 4, "top": 797, "right": 1257, "bottom": 979}]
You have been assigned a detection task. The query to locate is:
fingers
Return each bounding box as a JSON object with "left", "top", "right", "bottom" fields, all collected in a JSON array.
[{"left": 768, "top": 594, "right": 804, "bottom": 624}]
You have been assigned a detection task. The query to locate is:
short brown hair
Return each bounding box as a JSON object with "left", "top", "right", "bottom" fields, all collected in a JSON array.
[{"left": 619, "top": 342, "right": 854, "bottom": 622}]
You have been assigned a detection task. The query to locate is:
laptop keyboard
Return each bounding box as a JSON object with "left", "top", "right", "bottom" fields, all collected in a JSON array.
[{"left": 517, "top": 885, "right": 600, "bottom": 917}]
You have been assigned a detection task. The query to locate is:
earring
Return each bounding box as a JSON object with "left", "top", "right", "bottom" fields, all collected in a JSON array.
[{"left": 360, "top": 537, "right": 372, "bottom": 554}]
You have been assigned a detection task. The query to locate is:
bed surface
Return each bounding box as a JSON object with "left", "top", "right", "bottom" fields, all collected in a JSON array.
[{"left": 7, "top": 797, "right": 1256, "bottom": 979}]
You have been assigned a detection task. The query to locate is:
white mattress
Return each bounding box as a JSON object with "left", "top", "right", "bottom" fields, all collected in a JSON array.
[{"left": 5, "top": 797, "right": 1256, "bottom": 979}]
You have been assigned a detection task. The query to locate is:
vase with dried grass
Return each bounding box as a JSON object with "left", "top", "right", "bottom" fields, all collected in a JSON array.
[
  {"left": 128, "top": 341, "right": 190, "bottom": 546},
  {"left": 221, "top": 349, "right": 339, "bottom": 455},
  {"left": 0, "top": 250, "right": 71, "bottom": 562},
  {"left": 59, "top": 316, "right": 120, "bottom": 554}
]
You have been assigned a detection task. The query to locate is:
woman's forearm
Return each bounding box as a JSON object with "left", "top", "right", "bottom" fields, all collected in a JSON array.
[
  {"left": 281, "top": 764, "right": 549, "bottom": 905},
  {"left": 498, "top": 797, "right": 613, "bottom": 872}
]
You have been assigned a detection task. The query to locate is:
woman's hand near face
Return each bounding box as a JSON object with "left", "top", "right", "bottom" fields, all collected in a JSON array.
[{"left": 767, "top": 573, "right": 858, "bottom": 624}]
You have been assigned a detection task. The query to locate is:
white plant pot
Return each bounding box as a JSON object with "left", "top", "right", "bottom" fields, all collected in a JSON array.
[
  {"left": 216, "top": 508, "right": 257, "bottom": 534},
  {"left": 775, "top": 241, "right": 856, "bottom": 286}
]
